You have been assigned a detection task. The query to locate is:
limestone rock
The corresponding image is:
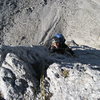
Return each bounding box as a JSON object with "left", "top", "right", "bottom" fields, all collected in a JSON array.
[
  {"left": 0, "top": 53, "right": 37, "bottom": 100},
  {"left": 0, "top": 45, "right": 100, "bottom": 100},
  {"left": 0, "top": 45, "right": 49, "bottom": 100},
  {"left": 0, "top": 0, "right": 100, "bottom": 48},
  {"left": 47, "top": 63, "right": 100, "bottom": 100}
]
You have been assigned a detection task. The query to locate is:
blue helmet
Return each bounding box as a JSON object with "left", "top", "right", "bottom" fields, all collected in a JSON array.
[{"left": 54, "top": 33, "right": 65, "bottom": 43}]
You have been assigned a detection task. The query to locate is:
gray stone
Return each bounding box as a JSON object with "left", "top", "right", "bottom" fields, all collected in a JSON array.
[
  {"left": 0, "top": 45, "right": 50, "bottom": 100},
  {"left": 0, "top": 45, "right": 100, "bottom": 100},
  {"left": 47, "top": 63, "right": 100, "bottom": 100},
  {"left": 0, "top": 0, "right": 100, "bottom": 48}
]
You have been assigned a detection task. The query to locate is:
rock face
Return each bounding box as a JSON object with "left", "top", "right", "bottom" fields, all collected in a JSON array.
[
  {"left": 46, "top": 45, "right": 100, "bottom": 100},
  {"left": 0, "top": 45, "right": 50, "bottom": 100},
  {"left": 0, "top": 45, "right": 100, "bottom": 100},
  {"left": 47, "top": 63, "right": 100, "bottom": 100},
  {"left": 0, "top": 0, "right": 100, "bottom": 100},
  {"left": 0, "top": 53, "right": 35, "bottom": 100},
  {"left": 0, "top": 0, "right": 100, "bottom": 48}
]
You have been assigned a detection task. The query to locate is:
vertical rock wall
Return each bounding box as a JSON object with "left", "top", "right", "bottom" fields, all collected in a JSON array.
[{"left": 0, "top": 0, "right": 100, "bottom": 48}]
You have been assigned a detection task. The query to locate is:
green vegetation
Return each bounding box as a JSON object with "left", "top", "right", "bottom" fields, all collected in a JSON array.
[
  {"left": 61, "top": 69, "right": 69, "bottom": 78},
  {"left": 40, "top": 65, "right": 53, "bottom": 100},
  {"left": 40, "top": 74, "right": 46, "bottom": 100}
]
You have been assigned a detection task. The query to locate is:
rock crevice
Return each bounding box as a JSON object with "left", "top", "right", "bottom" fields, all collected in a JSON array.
[{"left": 0, "top": 45, "right": 100, "bottom": 100}]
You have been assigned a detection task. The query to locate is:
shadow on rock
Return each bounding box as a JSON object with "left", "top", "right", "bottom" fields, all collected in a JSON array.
[{"left": 50, "top": 45, "right": 100, "bottom": 71}]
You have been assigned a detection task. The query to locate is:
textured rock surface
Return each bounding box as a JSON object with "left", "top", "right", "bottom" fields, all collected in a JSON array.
[
  {"left": 47, "top": 63, "right": 100, "bottom": 100},
  {"left": 0, "top": 0, "right": 100, "bottom": 99},
  {"left": 0, "top": 53, "right": 35, "bottom": 100},
  {"left": 0, "top": 0, "right": 100, "bottom": 48},
  {"left": 0, "top": 45, "right": 100, "bottom": 100},
  {"left": 0, "top": 45, "right": 50, "bottom": 100},
  {"left": 45, "top": 45, "right": 100, "bottom": 100}
]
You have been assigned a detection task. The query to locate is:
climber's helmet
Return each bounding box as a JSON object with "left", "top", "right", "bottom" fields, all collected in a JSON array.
[
  {"left": 53, "top": 33, "right": 65, "bottom": 44},
  {"left": 51, "top": 33, "right": 65, "bottom": 48}
]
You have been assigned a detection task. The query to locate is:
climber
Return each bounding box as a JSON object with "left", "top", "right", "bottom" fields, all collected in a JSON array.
[{"left": 45, "top": 33, "right": 75, "bottom": 57}]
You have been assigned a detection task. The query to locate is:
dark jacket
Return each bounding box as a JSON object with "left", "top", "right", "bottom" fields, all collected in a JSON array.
[
  {"left": 49, "top": 43, "right": 75, "bottom": 56},
  {"left": 44, "top": 37, "right": 75, "bottom": 56}
]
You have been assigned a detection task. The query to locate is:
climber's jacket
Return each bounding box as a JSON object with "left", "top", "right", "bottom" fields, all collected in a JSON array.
[
  {"left": 44, "top": 33, "right": 75, "bottom": 56},
  {"left": 49, "top": 43, "right": 75, "bottom": 56}
]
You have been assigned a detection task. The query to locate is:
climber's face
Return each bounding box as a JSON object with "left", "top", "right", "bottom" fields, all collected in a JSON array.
[{"left": 52, "top": 42, "right": 60, "bottom": 48}]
